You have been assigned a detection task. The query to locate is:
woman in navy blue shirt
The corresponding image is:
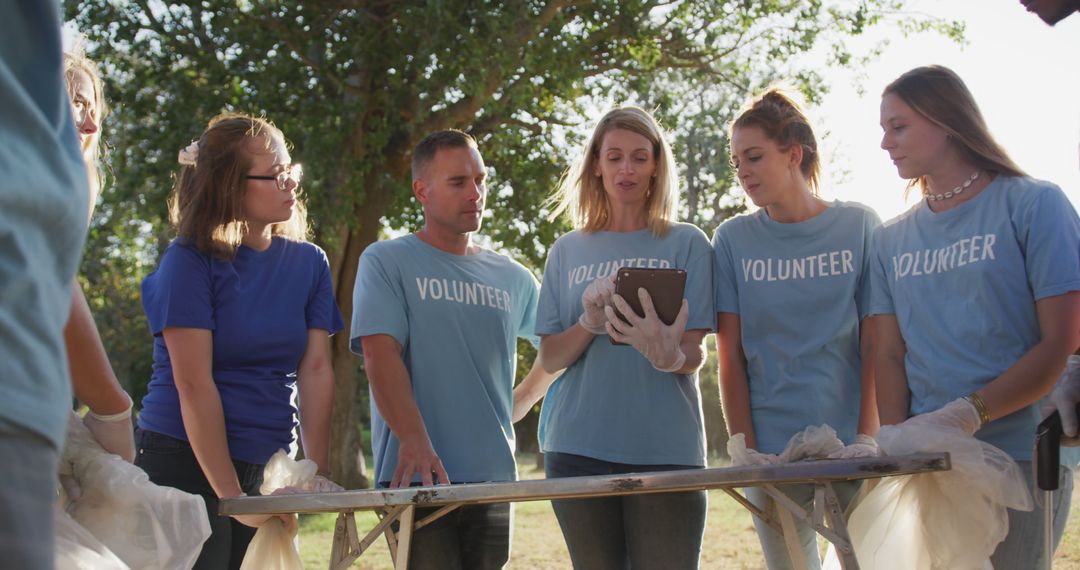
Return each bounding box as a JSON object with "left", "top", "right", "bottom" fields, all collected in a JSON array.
[{"left": 136, "top": 113, "right": 344, "bottom": 569}]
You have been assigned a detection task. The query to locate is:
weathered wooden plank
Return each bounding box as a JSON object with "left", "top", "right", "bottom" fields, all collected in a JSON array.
[{"left": 220, "top": 453, "right": 949, "bottom": 516}]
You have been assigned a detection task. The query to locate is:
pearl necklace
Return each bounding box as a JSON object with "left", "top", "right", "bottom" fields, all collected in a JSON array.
[{"left": 927, "top": 171, "right": 979, "bottom": 201}]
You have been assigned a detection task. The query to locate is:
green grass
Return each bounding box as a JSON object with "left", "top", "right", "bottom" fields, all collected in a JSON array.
[{"left": 296, "top": 456, "right": 1080, "bottom": 569}]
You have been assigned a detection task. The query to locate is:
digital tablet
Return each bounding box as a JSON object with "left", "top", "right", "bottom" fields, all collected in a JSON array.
[{"left": 610, "top": 267, "right": 687, "bottom": 345}]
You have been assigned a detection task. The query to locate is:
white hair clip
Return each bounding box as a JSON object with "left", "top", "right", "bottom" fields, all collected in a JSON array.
[{"left": 178, "top": 141, "right": 199, "bottom": 166}]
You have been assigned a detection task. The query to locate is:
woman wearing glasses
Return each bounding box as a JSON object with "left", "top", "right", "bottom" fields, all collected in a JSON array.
[{"left": 135, "top": 112, "right": 344, "bottom": 569}]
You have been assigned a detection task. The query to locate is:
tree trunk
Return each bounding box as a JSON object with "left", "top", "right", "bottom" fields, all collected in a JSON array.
[{"left": 326, "top": 178, "right": 400, "bottom": 489}]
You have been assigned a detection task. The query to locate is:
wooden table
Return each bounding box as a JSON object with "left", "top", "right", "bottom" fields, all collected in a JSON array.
[{"left": 220, "top": 453, "right": 949, "bottom": 570}]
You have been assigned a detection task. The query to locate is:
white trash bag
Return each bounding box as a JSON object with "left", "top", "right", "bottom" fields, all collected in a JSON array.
[
  {"left": 54, "top": 504, "right": 128, "bottom": 570},
  {"left": 58, "top": 412, "right": 211, "bottom": 570},
  {"left": 239, "top": 449, "right": 314, "bottom": 570},
  {"left": 823, "top": 422, "right": 1032, "bottom": 570},
  {"left": 778, "top": 424, "right": 845, "bottom": 463},
  {"left": 727, "top": 424, "right": 845, "bottom": 465}
]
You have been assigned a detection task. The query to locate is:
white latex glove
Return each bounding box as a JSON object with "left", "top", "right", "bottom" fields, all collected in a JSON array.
[
  {"left": 827, "top": 434, "right": 882, "bottom": 459},
  {"left": 82, "top": 393, "right": 136, "bottom": 463},
  {"left": 604, "top": 288, "right": 689, "bottom": 372},
  {"left": 903, "top": 397, "right": 981, "bottom": 436},
  {"left": 1041, "top": 354, "right": 1080, "bottom": 438},
  {"left": 727, "top": 433, "right": 780, "bottom": 467},
  {"left": 308, "top": 475, "right": 344, "bottom": 493},
  {"left": 578, "top": 274, "right": 616, "bottom": 335}
]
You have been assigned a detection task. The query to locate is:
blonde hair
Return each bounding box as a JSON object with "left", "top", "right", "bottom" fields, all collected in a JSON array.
[
  {"left": 883, "top": 65, "right": 1026, "bottom": 195},
  {"left": 731, "top": 88, "right": 820, "bottom": 193},
  {"left": 548, "top": 106, "right": 678, "bottom": 237},
  {"left": 169, "top": 112, "right": 309, "bottom": 259},
  {"left": 63, "top": 47, "right": 108, "bottom": 202}
]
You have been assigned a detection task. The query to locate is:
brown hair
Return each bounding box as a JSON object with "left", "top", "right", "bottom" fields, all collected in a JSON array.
[
  {"left": 169, "top": 112, "right": 309, "bottom": 259},
  {"left": 411, "top": 129, "right": 478, "bottom": 180},
  {"left": 883, "top": 65, "right": 1025, "bottom": 195},
  {"left": 548, "top": 106, "right": 678, "bottom": 236},
  {"left": 63, "top": 48, "right": 108, "bottom": 203},
  {"left": 731, "top": 88, "right": 820, "bottom": 193}
]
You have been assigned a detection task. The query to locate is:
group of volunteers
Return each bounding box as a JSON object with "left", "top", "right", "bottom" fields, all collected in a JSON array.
[
  {"left": 345, "top": 65, "right": 1080, "bottom": 570},
  {"left": 5, "top": 6, "right": 1080, "bottom": 570}
]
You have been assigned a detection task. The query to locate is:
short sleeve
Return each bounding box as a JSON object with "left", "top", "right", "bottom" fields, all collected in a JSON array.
[
  {"left": 855, "top": 209, "right": 883, "bottom": 320},
  {"left": 711, "top": 226, "right": 740, "bottom": 315},
  {"left": 517, "top": 271, "right": 541, "bottom": 347},
  {"left": 305, "top": 245, "right": 345, "bottom": 335},
  {"left": 683, "top": 229, "right": 716, "bottom": 331},
  {"left": 141, "top": 243, "right": 215, "bottom": 335},
  {"left": 350, "top": 244, "right": 410, "bottom": 353},
  {"left": 867, "top": 227, "right": 895, "bottom": 316},
  {"left": 1014, "top": 185, "right": 1080, "bottom": 301},
  {"left": 535, "top": 242, "right": 565, "bottom": 336}
]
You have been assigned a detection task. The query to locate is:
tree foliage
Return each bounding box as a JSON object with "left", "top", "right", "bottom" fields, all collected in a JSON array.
[{"left": 69, "top": 0, "right": 960, "bottom": 487}]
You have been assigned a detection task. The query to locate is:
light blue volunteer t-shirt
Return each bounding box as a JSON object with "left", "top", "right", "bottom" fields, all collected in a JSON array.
[
  {"left": 713, "top": 201, "right": 880, "bottom": 455},
  {"left": 536, "top": 223, "right": 714, "bottom": 467},
  {"left": 0, "top": 1, "right": 90, "bottom": 448},
  {"left": 351, "top": 234, "right": 540, "bottom": 484},
  {"left": 869, "top": 176, "right": 1080, "bottom": 460}
]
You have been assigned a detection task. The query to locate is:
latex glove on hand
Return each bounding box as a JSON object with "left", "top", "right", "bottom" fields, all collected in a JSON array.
[
  {"left": 727, "top": 433, "right": 780, "bottom": 467},
  {"left": 903, "top": 397, "right": 981, "bottom": 436},
  {"left": 604, "top": 289, "right": 689, "bottom": 372},
  {"left": 82, "top": 393, "right": 136, "bottom": 463},
  {"left": 308, "top": 475, "right": 344, "bottom": 493},
  {"left": 578, "top": 275, "right": 616, "bottom": 335},
  {"left": 1041, "top": 354, "right": 1080, "bottom": 438},
  {"left": 827, "top": 434, "right": 882, "bottom": 459}
]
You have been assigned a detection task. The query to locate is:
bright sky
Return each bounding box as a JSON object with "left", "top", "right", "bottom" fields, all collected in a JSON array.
[{"left": 814, "top": 0, "right": 1080, "bottom": 221}]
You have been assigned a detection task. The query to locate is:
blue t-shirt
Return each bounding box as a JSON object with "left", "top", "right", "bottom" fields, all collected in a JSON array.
[
  {"left": 536, "top": 223, "right": 715, "bottom": 466},
  {"left": 713, "top": 201, "right": 880, "bottom": 454},
  {"left": 350, "top": 234, "right": 540, "bottom": 484},
  {"left": 138, "top": 237, "right": 345, "bottom": 465},
  {"left": 0, "top": 1, "right": 89, "bottom": 447},
  {"left": 869, "top": 176, "right": 1080, "bottom": 460}
]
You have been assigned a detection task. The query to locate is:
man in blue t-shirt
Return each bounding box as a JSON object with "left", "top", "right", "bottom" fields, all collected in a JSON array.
[
  {"left": 351, "top": 130, "right": 554, "bottom": 569},
  {"left": 0, "top": 2, "right": 91, "bottom": 567}
]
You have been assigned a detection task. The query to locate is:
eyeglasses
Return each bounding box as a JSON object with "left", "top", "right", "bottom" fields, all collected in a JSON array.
[{"left": 246, "top": 164, "right": 303, "bottom": 192}]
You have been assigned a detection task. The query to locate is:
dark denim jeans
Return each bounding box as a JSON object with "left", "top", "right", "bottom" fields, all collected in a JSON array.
[
  {"left": 380, "top": 481, "right": 511, "bottom": 570},
  {"left": 0, "top": 428, "right": 57, "bottom": 570},
  {"left": 545, "top": 452, "right": 707, "bottom": 570},
  {"left": 134, "top": 429, "right": 264, "bottom": 570}
]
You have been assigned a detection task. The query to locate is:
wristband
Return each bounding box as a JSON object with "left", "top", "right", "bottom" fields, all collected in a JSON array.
[
  {"left": 964, "top": 392, "right": 991, "bottom": 426},
  {"left": 87, "top": 392, "right": 133, "bottom": 423}
]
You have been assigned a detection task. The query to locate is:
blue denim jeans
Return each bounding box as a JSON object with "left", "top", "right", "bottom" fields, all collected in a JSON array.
[
  {"left": 135, "top": 429, "right": 264, "bottom": 570},
  {"left": 990, "top": 460, "right": 1073, "bottom": 568},
  {"left": 545, "top": 452, "right": 707, "bottom": 570},
  {"left": 378, "top": 480, "right": 511, "bottom": 570},
  {"left": 744, "top": 481, "right": 860, "bottom": 570},
  {"left": 0, "top": 427, "right": 57, "bottom": 570}
]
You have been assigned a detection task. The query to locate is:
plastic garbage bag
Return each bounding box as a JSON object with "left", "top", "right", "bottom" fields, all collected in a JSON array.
[
  {"left": 777, "top": 424, "right": 845, "bottom": 463},
  {"left": 727, "top": 424, "right": 845, "bottom": 466},
  {"left": 259, "top": 449, "right": 318, "bottom": 496},
  {"left": 55, "top": 504, "right": 128, "bottom": 570},
  {"left": 239, "top": 449, "right": 313, "bottom": 570},
  {"left": 239, "top": 517, "right": 302, "bottom": 570},
  {"left": 58, "top": 412, "right": 211, "bottom": 570},
  {"left": 823, "top": 422, "right": 1032, "bottom": 570}
]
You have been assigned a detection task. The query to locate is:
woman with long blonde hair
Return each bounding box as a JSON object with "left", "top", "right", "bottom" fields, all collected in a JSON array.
[{"left": 515, "top": 106, "right": 714, "bottom": 569}]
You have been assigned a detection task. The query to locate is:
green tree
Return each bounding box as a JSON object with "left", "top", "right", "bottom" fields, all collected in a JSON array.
[{"left": 69, "top": 0, "right": 959, "bottom": 488}]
